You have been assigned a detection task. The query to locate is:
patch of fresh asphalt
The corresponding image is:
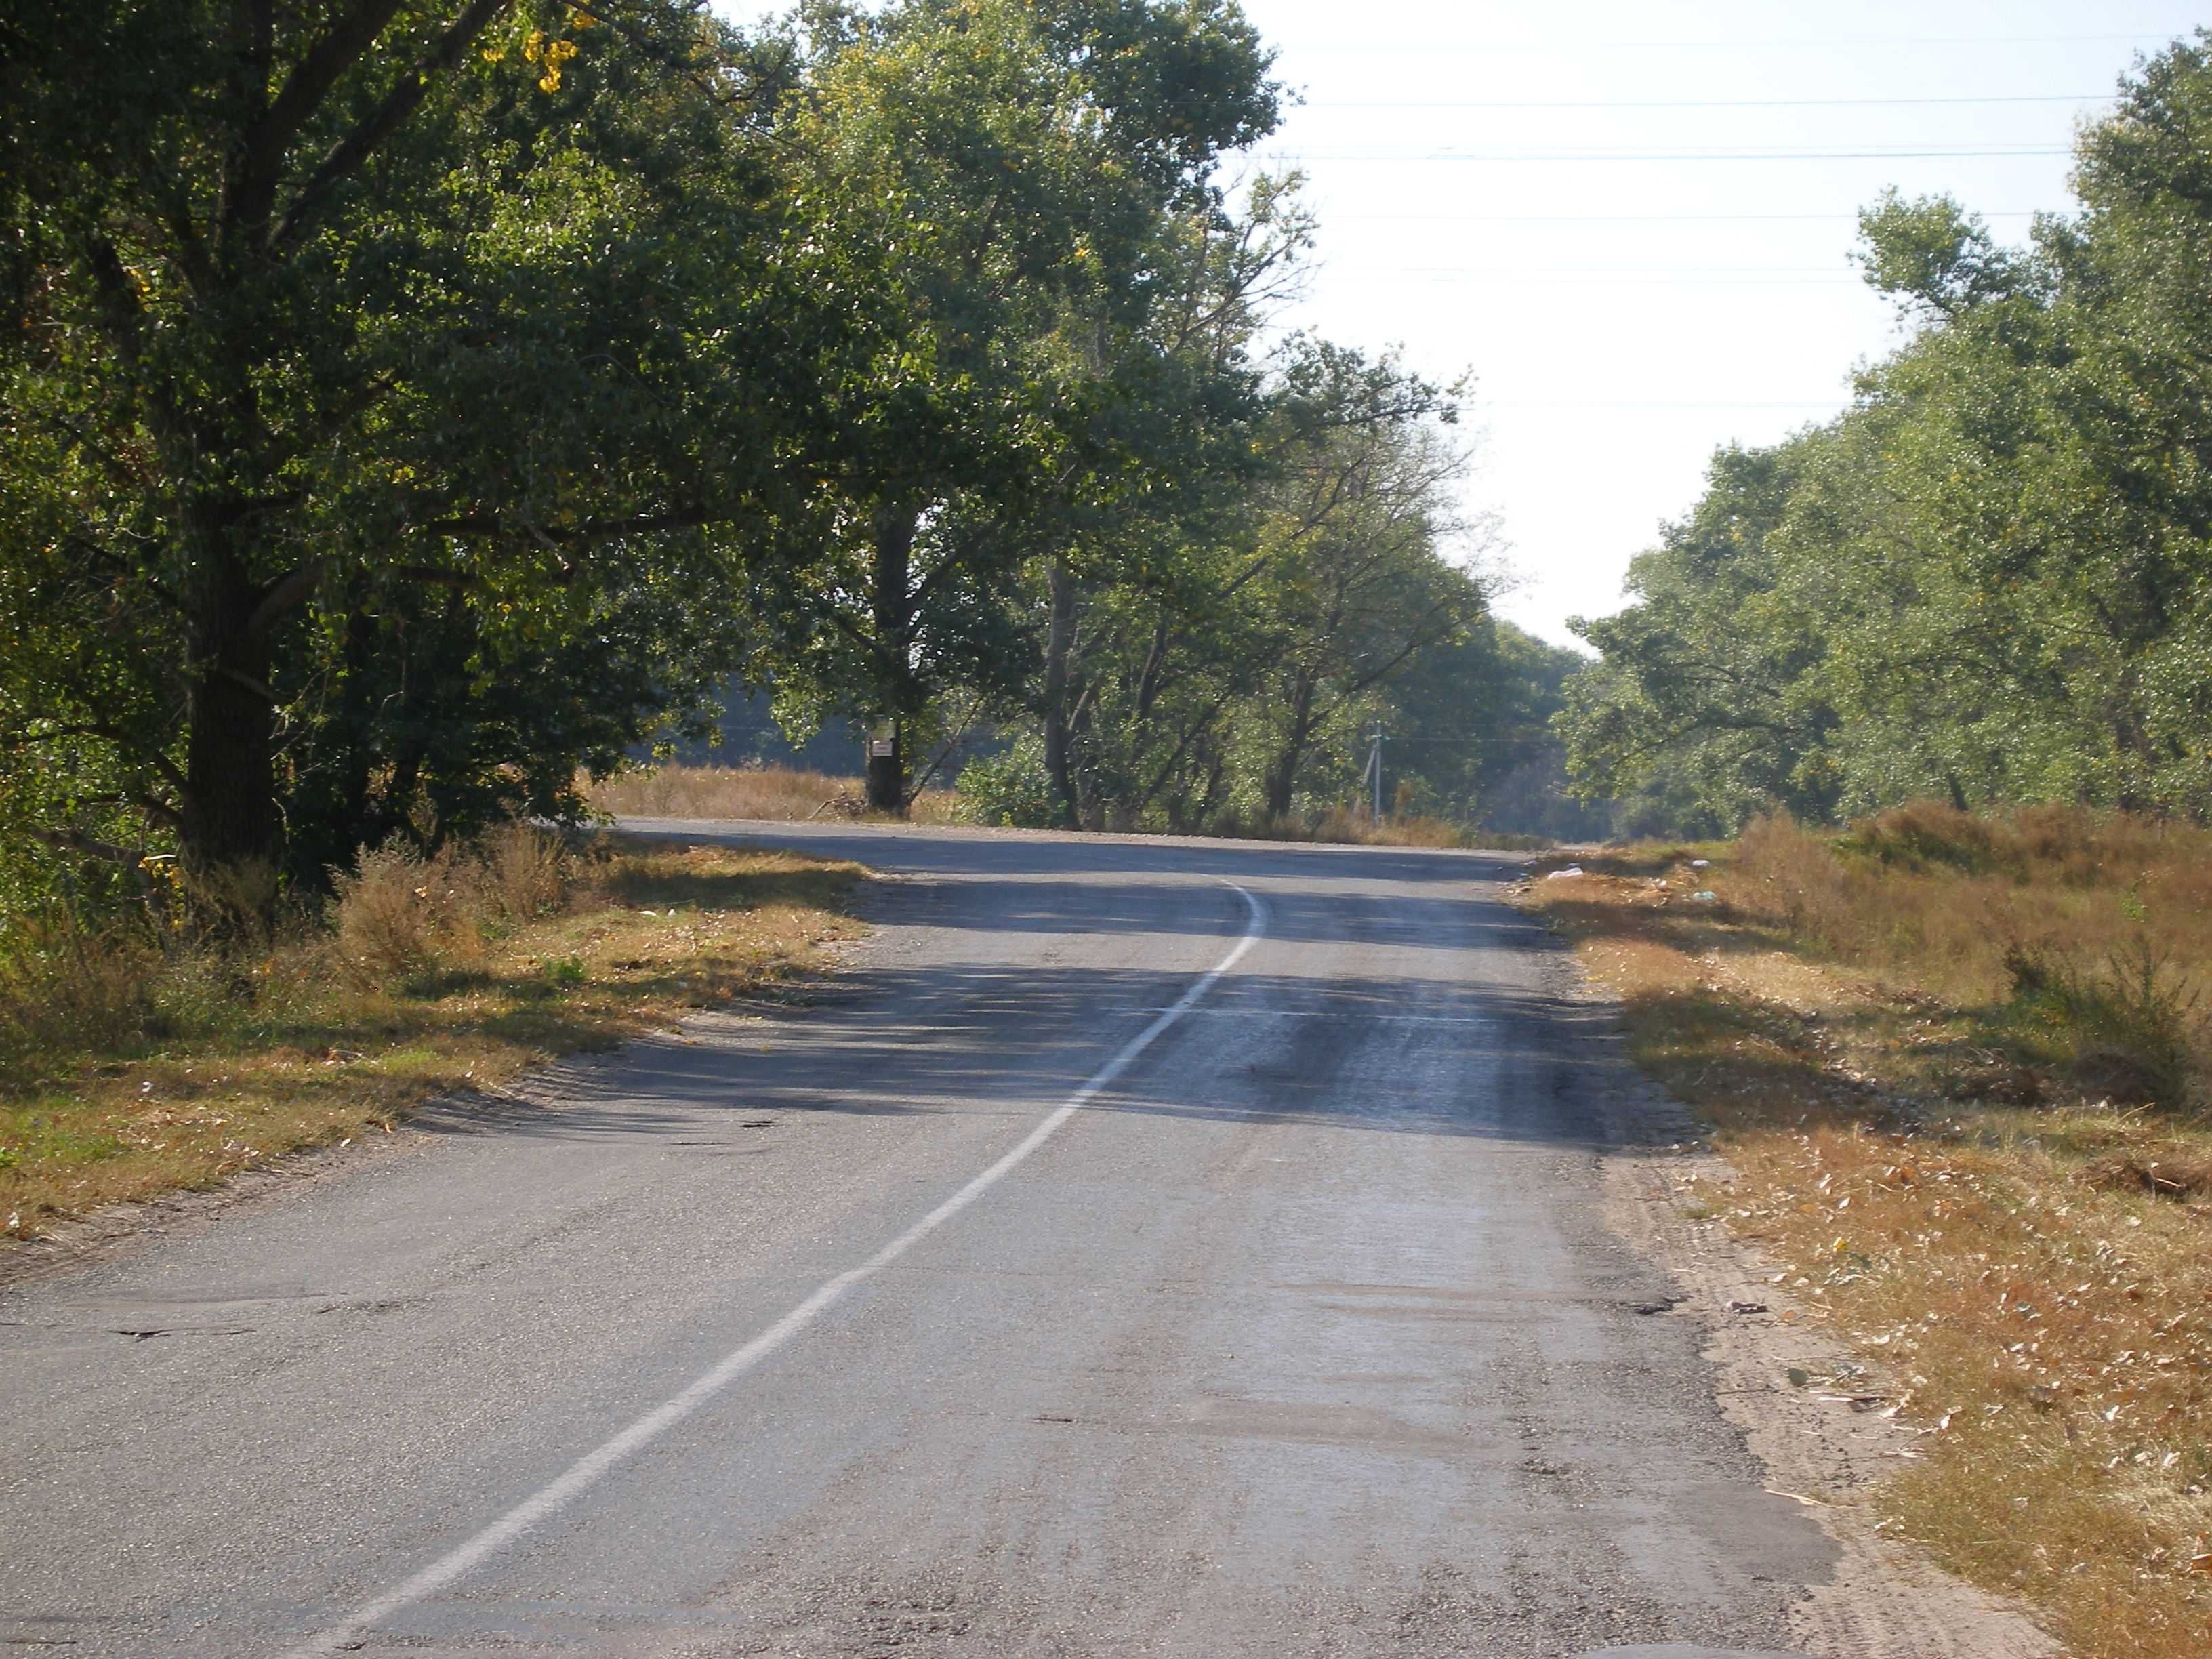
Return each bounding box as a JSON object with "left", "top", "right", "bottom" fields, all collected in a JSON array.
[{"left": 0, "top": 822, "right": 1829, "bottom": 1658}]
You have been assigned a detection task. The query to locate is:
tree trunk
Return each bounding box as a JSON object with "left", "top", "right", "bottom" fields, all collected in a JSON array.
[
  {"left": 1041, "top": 558, "right": 1079, "bottom": 827},
  {"left": 287, "top": 602, "right": 382, "bottom": 888},
  {"left": 865, "top": 503, "right": 920, "bottom": 815},
  {"left": 1264, "top": 679, "right": 1317, "bottom": 819},
  {"left": 180, "top": 551, "right": 283, "bottom": 929}
]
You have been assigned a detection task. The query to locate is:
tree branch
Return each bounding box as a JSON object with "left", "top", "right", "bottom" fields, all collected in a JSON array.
[
  {"left": 247, "top": 560, "right": 327, "bottom": 640},
  {"left": 232, "top": 0, "right": 413, "bottom": 239},
  {"left": 16, "top": 823, "right": 150, "bottom": 867},
  {"left": 270, "top": 0, "right": 514, "bottom": 253},
  {"left": 1, "top": 720, "right": 189, "bottom": 800},
  {"left": 417, "top": 508, "right": 720, "bottom": 544}
]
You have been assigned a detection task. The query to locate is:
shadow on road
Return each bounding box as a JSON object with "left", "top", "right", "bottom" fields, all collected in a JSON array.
[
  {"left": 403, "top": 820, "right": 1681, "bottom": 1162},
  {"left": 413, "top": 960, "right": 1668, "bottom": 1158}
]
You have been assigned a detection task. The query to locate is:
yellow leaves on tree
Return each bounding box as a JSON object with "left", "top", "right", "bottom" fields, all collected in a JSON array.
[{"left": 520, "top": 28, "right": 581, "bottom": 93}]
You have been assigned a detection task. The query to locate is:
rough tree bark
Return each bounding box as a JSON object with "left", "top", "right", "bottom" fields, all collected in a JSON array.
[
  {"left": 179, "top": 550, "right": 285, "bottom": 916},
  {"left": 1263, "top": 674, "right": 1319, "bottom": 819},
  {"left": 1040, "top": 558, "right": 1080, "bottom": 827},
  {"left": 865, "top": 503, "right": 920, "bottom": 814}
]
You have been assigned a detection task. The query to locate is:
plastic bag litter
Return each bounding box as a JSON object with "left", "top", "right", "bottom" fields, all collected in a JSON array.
[{"left": 1544, "top": 865, "right": 1585, "bottom": 880}]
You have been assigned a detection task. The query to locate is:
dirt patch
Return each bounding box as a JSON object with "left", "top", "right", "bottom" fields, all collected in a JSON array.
[{"left": 1603, "top": 1143, "right": 2062, "bottom": 1659}]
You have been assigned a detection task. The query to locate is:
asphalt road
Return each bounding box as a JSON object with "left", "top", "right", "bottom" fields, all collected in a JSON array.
[{"left": 0, "top": 823, "right": 1831, "bottom": 1658}]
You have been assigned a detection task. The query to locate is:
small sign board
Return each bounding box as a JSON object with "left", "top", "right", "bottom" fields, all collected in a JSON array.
[{"left": 867, "top": 737, "right": 896, "bottom": 758}]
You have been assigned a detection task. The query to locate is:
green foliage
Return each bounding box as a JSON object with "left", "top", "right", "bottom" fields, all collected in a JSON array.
[
  {"left": 1011, "top": 312, "right": 1495, "bottom": 834},
  {"left": 1853, "top": 188, "right": 2030, "bottom": 319},
  {"left": 3, "top": 0, "right": 1568, "bottom": 924},
  {"left": 759, "top": 0, "right": 1281, "bottom": 808},
  {"left": 955, "top": 738, "right": 1059, "bottom": 830},
  {"left": 1, "top": 0, "right": 828, "bottom": 915},
  {"left": 1388, "top": 621, "right": 1610, "bottom": 840},
  {"left": 1560, "top": 442, "right": 1840, "bottom": 825},
  {"left": 1563, "top": 32, "right": 2212, "bottom": 832},
  {"left": 2005, "top": 939, "right": 2202, "bottom": 1107}
]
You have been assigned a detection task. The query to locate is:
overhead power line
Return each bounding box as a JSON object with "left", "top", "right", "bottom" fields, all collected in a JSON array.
[
  {"left": 1333, "top": 264, "right": 1857, "bottom": 275},
  {"left": 1277, "top": 33, "right": 2177, "bottom": 52},
  {"left": 1306, "top": 144, "right": 2072, "bottom": 163},
  {"left": 1319, "top": 211, "right": 2045, "bottom": 222},
  {"left": 1303, "top": 93, "right": 2112, "bottom": 110},
  {"left": 1472, "top": 400, "right": 1850, "bottom": 410},
  {"left": 1323, "top": 274, "right": 1865, "bottom": 287}
]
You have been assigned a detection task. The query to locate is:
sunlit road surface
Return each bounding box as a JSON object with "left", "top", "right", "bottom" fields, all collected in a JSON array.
[{"left": 0, "top": 823, "right": 1831, "bottom": 1657}]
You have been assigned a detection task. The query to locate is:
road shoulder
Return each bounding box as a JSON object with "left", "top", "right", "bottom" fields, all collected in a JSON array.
[
  {"left": 1530, "top": 905, "right": 2064, "bottom": 1656},
  {"left": 1602, "top": 1141, "right": 2062, "bottom": 1658}
]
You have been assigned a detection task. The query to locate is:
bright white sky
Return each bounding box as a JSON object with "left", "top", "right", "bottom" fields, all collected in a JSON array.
[{"left": 714, "top": 1, "right": 2209, "bottom": 647}]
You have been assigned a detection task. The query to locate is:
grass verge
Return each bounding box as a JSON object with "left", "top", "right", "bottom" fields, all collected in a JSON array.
[
  {"left": 1, "top": 834, "right": 865, "bottom": 1244},
  {"left": 1521, "top": 808, "right": 2212, "bottom": 1659},
  {"left": 595, "top": 762, "right": 1551, "bottom": 850},
  {"left": 587, "top": 763, "right": 960, "bottom": 823}
]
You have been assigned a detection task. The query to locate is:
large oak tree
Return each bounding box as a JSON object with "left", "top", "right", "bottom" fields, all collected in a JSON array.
[{"left": 1, "top": 1, "right": 826, "bottom": 916}]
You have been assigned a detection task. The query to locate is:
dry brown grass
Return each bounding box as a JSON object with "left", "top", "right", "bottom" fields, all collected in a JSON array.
[
  {"left": 587, "top": 763, "right": 960, "bottom": 823},
  {"left": 0, "top": 833, "right": 863, "bottom": 1243},
  {"left": 1523, "top": 811, "right": 2212, "bottom": 1658},
  {"left": 1309, "top": 806, "right": 1483, "bottom": 848},
  {"left": 1212, "top": 805, "right": 1549, "bottom": 851}
]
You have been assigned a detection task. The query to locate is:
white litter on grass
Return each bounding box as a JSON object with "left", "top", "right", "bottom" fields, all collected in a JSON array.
[
  {"left": 1689, "top": 858, "right": 1711, "bottom": 869},
  {"left": 1689, "top": 890, "right": 1718, "bottom": 903},
  {"left": 1544, "top": 865, "right": 1584, "bottom": 880}
]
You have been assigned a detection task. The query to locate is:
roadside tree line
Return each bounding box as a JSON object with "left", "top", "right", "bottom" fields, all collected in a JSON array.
[
  {"left": 1559, "top": 35, "right": 2212, "bottom": 834},
  {"left": 1, "top": 0, "right": 1570, "bottom": 932}
]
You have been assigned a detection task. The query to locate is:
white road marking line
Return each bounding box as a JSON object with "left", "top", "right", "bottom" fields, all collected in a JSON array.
[
  {"left": 1132, "top": 1008, "right": 1490, "bottom": 1024},
  {"left": 283, "top": 879, "right": 1267, "bottom": 1658}
]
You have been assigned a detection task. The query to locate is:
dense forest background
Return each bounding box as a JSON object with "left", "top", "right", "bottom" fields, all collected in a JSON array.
[
  {"left": 1560, "top": 35, "right": 2212, "bottom": 835},
  {"left": 9, "top": 4, "right": 2212, "bottom": 936},
  {"left": 0, "top": 0, "right": 1607, "bottom": 933}
]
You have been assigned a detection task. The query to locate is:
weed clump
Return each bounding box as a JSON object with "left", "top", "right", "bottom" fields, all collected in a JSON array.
[
  {"left": 329, "top": 826, "right": 579, "bottom": 990},
  {"left": 1725, "top": 805, "right": 2210, "bottom": 1112},
  {"left": 0, "top": 912, "right": 159, "bottom": 1064},
  {"left": 2003, "top": 941, "right": 2201, "bottom": 1107},
  {"left": 1839, "top": 800, "right": 2007, "bottom": 874}
]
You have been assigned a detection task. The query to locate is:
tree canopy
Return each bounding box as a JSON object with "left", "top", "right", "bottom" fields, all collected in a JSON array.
[
  {"left": 2, "top": 0, "right": 831, "bottom": 916},
  {"left": 1, "top": 0, "right": 1570, "bottom": 930},
  {"left": 1561, "top": 33, "right": 2212, "bottom": 830}
]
